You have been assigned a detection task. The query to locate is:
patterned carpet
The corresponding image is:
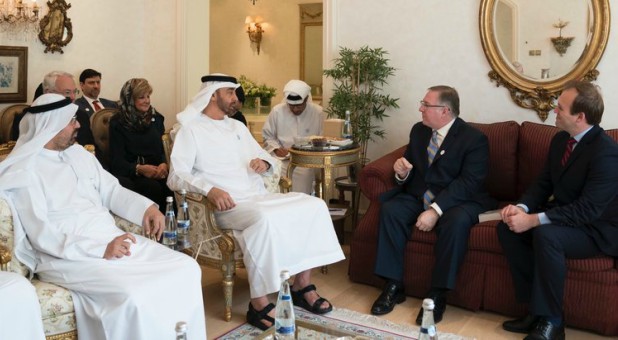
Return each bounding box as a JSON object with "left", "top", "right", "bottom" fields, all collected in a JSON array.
[{"left": 215, "top": 306, "right": 474, "bottom": 339}]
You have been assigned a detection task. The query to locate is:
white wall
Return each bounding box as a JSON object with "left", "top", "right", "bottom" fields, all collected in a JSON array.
[
  {"left": 3, "top": 0, "right": 616, "bottom": 164},
  {"left": 0, "top": 0, "right": 199, "bottom": 131},
  {"left": 209, "top": 0, "right": 321, "bottom": 105},
  {"left": 324, "top": 0, "right": 618, "bottom": 162}
]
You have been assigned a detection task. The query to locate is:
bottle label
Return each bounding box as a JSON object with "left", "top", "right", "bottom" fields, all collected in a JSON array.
[
  {"left": 177, "top": 220, "right": 190, "bottom": 230},
  {"left": 275, "top": 325, "right": 295, "bottom": 335},
  {"left": 420, "top": 325, "right": 436, "bottom": 336},
  {"left": 163, "top": 230, "right": 177, "bottom": 242},
  {"left": 280, "top": 294, "right": 291, "bottom": 301}
]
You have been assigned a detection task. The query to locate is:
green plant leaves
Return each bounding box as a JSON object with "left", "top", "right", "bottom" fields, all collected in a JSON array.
[{"left": 323, "top": 46, "right": 400, "bottom": 158}]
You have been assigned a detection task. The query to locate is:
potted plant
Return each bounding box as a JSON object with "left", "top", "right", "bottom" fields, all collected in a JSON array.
[
  {"left": 238, "top": 75, "right": 277, "bottom": 110},
  {"left": 323, "top": 46, "right": 399, "bottom": 163}
]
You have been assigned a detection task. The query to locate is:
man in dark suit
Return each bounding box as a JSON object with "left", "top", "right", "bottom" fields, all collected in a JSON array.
[
  {"left": 370, "top": 86, "right": 495, "bottom": 325},
  {"left": 74, "top": 69, "right": 118, "bottom": 117},
  {"left": 11, "top": 72, "right": 94, "bottom": 146},
  {"left": 498, "top": 81, "right": 618, "bottom": 340}
]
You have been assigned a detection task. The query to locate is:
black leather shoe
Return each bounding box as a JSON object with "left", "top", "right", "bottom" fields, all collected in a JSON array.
[
  {"left": 415, "top": 293, "right": 447, "bottom": 325},
  {"left": 370, "top": 283, "right": 406, "bottom": 315},
  {"left": 503, "top": 315, "right": 540, "bottom": 333},
  {"left": 524, "top": 319, "right": 565, "bottom": 340}
]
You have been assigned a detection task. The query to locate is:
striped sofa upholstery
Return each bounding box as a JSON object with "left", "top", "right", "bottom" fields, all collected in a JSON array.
[{"left": 349, "top": 121, "right": 618, "bottom": 336}]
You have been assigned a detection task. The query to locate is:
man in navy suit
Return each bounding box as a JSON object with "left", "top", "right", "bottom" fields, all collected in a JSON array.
[
  {"left": 498, "top": 81, "right": 618, "bottom": 340},
  {"left": 370, "top": 86, "right": 495, "bottom": 325},
  {"left": 74, "top": 69, "right": 118, "bottom": 117}
]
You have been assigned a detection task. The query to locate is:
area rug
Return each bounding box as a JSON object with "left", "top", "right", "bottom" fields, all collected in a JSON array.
[{"left": 215, "top": 306, "right": 473, "bottom": 339}]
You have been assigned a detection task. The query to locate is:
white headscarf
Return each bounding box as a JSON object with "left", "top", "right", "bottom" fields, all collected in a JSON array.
[
  {"left": 0, "top": 94, "right": 78, "bottom": 190},
  {"left": 176, "top": 73, "right": 240, "bottom": 126},
  {"left": 283, "top": 79, "right": 312, "bottom": 104},
  {"left": 0, "top": 93, "right": 78, "bottom": 275}
]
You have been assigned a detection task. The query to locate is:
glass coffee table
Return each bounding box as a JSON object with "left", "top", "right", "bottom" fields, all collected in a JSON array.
[{"left": 256, "top": 319, "right": 371, "bottom": 339}]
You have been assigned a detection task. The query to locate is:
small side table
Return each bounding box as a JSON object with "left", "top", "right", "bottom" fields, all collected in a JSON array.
[
  {"left": 287, "top": 144, "right": 361, "bottom": 206},
  {"left": 334, "top": 175, "right": 361, "bottom": 231}
]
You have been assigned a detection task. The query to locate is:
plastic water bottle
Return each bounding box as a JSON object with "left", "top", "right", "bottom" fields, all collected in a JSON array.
[
  {"left": 175, "top": 321, "right": 187, "bottom": 340},
  {"left": 176, "top": 190, "right": 191, "bottom": 250},
  {"left": 342, "top": 110, "right": 353, "bottom": 139},
  {"left": 162, "top": 196, "right": 177, "bottom": 249},
  {"left": 274, "top": 270, "right": 295, "bottom": 339},
  {"left": 419, "top": 298, "right": 438, "bottom": 340}
]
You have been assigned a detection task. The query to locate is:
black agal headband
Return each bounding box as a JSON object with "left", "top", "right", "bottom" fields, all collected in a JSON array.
[
  {"left": 25, "top": 97, "right": 72, "bottom": 114},
  {"left": 200, "top": 75, "right": 238, "bottom": 84}
]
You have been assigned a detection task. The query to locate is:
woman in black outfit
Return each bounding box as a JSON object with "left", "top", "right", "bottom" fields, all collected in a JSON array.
[{"left": 109, "top": 78, "right": 172, "bottom": 213}]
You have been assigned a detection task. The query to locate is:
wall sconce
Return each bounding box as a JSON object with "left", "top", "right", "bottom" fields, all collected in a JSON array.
[
  {"left": 245, "top": 16, "right": 264, "bottom": 55},
  {"left": 551, "top": 19, "right": 574, "bottom": 57}
]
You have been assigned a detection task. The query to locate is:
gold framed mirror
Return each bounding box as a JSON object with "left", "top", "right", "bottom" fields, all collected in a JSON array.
[
  {"left": 479, "top": 0, "right": 610, "bottom": 121},
  {"left": 299, "top": 3, "right": 323, "bottom": 103},
  {"left": 38, "top": 0, "right": 73, "bottom": 54}
]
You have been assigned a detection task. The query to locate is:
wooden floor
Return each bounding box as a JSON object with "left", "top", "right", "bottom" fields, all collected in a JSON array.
[{"left": 201, "top": 243, "right": 613, "bottom": 340}]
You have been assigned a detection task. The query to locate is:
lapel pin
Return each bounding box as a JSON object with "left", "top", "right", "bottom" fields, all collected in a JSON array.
[{"left": 440, "top": 150, "right": 445, "bottom": 155}]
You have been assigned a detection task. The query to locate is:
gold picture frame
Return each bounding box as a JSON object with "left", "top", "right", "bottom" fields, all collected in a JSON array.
[
  {"left": 0, "top": 46, "right": 28, "bottom": 103},
  {"left": 38, "top": 0, "right": 73, "bottom": 54}
]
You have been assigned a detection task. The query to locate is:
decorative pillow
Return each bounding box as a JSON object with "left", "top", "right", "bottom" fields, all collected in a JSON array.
[
  {"left": 0, "top": 197, "right": 30, "bottom": 277},
  {"left": 113, "top": 214, "right": 144, "bottom": 235}
]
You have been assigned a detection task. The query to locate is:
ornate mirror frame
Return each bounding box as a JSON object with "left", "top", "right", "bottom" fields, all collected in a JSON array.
[
  {"left": 479, "top": 0, "right": 610, "bottom": 121},
  {"left": 38, "top": 0, "right": 73, "bottom": 54}
]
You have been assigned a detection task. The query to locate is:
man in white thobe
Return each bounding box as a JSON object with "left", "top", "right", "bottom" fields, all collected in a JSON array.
[
  {"left": 0, "top": 94, "right": 207, "bottom": 340},
  {"left": 0, "top": 271, "right": 46, "bottom": 340},
  {"left": 262, "top": 79, "right": 324, "bottom": 194},
  {"left": 167, "top": 74, "right": 344, "bottom": 331}
]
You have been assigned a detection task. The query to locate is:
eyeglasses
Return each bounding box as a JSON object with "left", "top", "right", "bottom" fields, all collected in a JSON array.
[
  {"left": 419, "top": 100, "right": 446, "bottom": 109},
  {"left": 55, "top": 89, "right": 80, "bottom": 97}
]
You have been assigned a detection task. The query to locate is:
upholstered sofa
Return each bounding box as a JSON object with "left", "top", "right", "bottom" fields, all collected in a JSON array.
[
  {"left": 349, "top": 121, "right": 618, "bottom": 336},
  {"left": 0, "top": 197, "right": 144, "bottom": 340}
]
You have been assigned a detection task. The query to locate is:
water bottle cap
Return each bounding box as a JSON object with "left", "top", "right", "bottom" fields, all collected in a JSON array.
[
  {"left": 422, "top": 298, "right": 435, "bottom": 310},
  {"left": 180, "top": 189, "right": 187, "bottom": 195},
  {"left": 166, "top": 196, "right": 173, "bottom": 202},
  {"left": 175, "top": 321, "right": 187, "bottom": 332},
  {"left": 280, "top": 270, "right": 290, "bottom": 280}
]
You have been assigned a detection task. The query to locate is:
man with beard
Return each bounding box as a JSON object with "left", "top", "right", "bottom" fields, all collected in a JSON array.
[
  {"left": 167, "top": 74, "right": 344, "bottom": 331},
  {"left": 75, "top": 68, "right": 118, "bottom": 117},
  {"left": 0, "top": 94, "right": 207, "bottom": 339}
]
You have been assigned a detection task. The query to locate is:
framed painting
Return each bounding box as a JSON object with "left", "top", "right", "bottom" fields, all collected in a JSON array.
[{"left": 0, "top": 46, "right": 28, "bottom": 103}]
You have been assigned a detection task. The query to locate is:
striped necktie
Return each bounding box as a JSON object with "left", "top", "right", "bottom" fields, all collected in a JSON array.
[
  {"left": 561, "top": 138, "right": 576, "bottom": 166},
  {"left": 423, "top": 131, "right": 440, "bottom": 209},
  {"left": 427, "top": 130, "right": 439, "bottom": 165}
]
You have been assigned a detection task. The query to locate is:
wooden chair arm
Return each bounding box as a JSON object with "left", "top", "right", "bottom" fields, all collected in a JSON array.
[
  {"left": 0, "top": 243, "right": 11, "bottom": 270},
  {"left": 279, "top": 176, "right": 292, "bottom": 193},
  {"left": 183, "top": 192, "right": 236, "bottom": 259},
  {"left": 84, "top": 144, "right": 95, "bottom": 155}
]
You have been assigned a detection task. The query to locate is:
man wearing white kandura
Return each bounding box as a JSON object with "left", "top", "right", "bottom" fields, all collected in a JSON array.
[
  {"left": 0, "top": 94, "right": 207, "bottom": 340},
  {"left": 262, "top": 79, "right": 324, "bottom": 194},
  {"left": 168, "top": 74, "right": 344, "bottom": 331}
]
